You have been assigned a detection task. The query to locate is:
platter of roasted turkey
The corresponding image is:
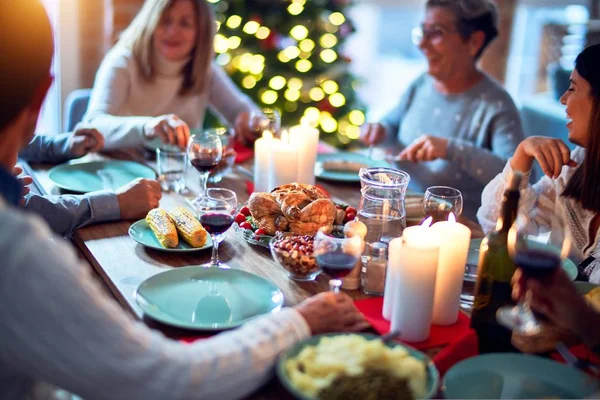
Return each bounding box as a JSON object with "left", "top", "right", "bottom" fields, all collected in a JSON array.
[{"left": 234, "top": 183, "right": 357, "bottom": 248}]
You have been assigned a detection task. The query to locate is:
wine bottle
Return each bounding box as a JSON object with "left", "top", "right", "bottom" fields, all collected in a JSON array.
[{"left": 471, "top": 172, "right": 522, "bottom": 353}]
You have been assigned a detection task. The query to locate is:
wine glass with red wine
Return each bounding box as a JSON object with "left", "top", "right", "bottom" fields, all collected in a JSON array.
[
  {"left": 196, "top": 188, "right": 237, "bottom": 268},
  {"left": 423, "top": 186, "right": 463, "bottom": 223},
  {"left": 496, "top": 211, "right": 571, "bottom": 335},
  {"left": 313, "top": 227, "right": 364, "bottom": 293},
  {"left": 188, "top": 132, "right": 222, "bottom": 203}
]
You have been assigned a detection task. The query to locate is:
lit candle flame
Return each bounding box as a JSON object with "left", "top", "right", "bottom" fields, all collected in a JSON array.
[
  {"left": 448, "top": 212, "right": 456, "bottom": 223},
  {"left": 263, "top": 130, "right": 273, "bottom": 140},
  {"left": 421, "top": 216, "right": 433, "bottom": 227}
]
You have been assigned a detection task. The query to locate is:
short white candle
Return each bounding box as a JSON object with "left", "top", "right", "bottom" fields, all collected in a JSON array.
[
  {"left": 431, "top": 213, "right": 471, "bottom": 325},
  {"left": 270, "top": 130, "right": 298, "bottom": 189},
  {"left": 290, "top": 123, "right": 319, "bottom": 185},
  {"left": 389, "top": 220, "right": 440, "bottom": 342},
  {"left": 254, "top": 131, "right": 278, "bottom": 192}
]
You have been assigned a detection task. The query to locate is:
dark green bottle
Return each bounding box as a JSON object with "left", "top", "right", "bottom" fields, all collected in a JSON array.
[{"left": 471, "top": 172, "right": 522, "bottom": 353}]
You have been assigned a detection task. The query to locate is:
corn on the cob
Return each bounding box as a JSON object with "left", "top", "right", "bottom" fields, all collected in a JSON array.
[
  {"left": 168, "top": 207, "right": 208, "bottom": 248},
  {"left": 146, "top": 209, "right": 179, "bottom": 248}
]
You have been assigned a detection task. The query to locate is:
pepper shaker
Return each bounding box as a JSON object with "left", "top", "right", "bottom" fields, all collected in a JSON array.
[{"left": 362, "top": 242, "right": 388, "bottom": 295}]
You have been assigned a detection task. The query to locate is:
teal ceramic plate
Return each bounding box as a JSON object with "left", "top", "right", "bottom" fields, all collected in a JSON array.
[
  {"left": 135, "top": 266, "right": 284, "bottom": 331},
  {"left": 48, "top": 160, "right": 156, "bottom": 193},
  {"left": 443, "top": 353, "right": 598, "bottom": 399},
  {"left": 467, "top": 238, "right": 578, "bottom": 281},
  {"left": 314, "top": 153, "right": 391, "bottom": 182},
  {"left": 129, "top": 219, "right": 213, "bottom": 252},
  {"left": 277, "top": 333, "right": 440, "bottom": 400}
]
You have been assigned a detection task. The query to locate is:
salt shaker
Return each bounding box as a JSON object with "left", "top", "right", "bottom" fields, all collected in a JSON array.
[{"left": 361, "top": 242, "right": 387, "bottom": 295}]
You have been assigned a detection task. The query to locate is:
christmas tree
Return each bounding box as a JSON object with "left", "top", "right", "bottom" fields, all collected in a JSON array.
[{"left": 209, "top": 0, "right": 366, "bottom": 147}]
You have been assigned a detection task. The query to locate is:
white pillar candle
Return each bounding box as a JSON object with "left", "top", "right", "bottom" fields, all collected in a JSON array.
[
  {"left": 270, "top": 130, "right": 298, "bottom": 189},
  {"left": 431, "top": 213, "right": 471, "bottom": 325},
  {"left": 389, "top": 220, "right": 440, "bottom": 342},
  {"left": 254, "top": 131, "right": 278, "bottom": 192},
  {"left": 290, "top": 123, "right": 319, "bottom": 185}
]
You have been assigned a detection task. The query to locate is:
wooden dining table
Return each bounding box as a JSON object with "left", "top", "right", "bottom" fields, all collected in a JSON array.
[{"left": 26, "top": 147, "right": 484, "bottom": 399}]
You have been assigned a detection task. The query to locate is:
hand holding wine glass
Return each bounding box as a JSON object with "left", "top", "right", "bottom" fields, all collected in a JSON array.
[
  {"left": 313, "top": 227, "right": 364, "bottom": 293},
  {"left": 496, "top": 211, "right": 571, "bottom": 335},
  {"left": 197, "top": 188, "right": 237, "bottom": 268},
  {"left": 423, "top": 186, "right": 463, "bottom": 223},
  {"left": 248, "top": 108, "right": 281, "bottom": 138},
  {"left": 188, "top": 132, "right": 222, "bottom": 201}
]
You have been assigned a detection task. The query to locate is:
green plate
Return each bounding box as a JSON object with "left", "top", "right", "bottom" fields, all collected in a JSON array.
[
  {"left": 48, "top": 160, "right": 156, "bottom": 193},
  {"left": 467, "top": 238, "right": 578, "bottom": 281},
  {"left": 129, "top": 219, "right": 213, "bottom": 252},
  {"left": 314, "top": 152, "right": 391, "bottom": 182},
  {"left": 135, "top": 266, "right": 284, "bottom": 331},
  {"left": 277, "top": 333, "right": 440, "bottom": 400},
  {"left": 443, "top": 353, "right": 598, "bottom": 399}
]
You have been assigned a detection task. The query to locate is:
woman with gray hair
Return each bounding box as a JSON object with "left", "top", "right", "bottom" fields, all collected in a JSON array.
[{"left": 361, "top": 0, "right": 524, "bottom": 219}]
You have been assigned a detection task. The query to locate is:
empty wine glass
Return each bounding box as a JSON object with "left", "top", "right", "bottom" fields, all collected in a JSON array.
[
  {"left": 188, "top": 132, "right": 222, "bottom": 204},
  {"left": 423, "top": 186, "right": 463, "bottom": 223},
  {"left": 248, "top": 108, "right": 281, "bottom": 137},
  {"left": 196, "top": 188, "right": 237, "bottom": 268},
  {"left": 496, "top": 211, "right": 571, "bottom": 335},
  {"left": 313, "top": 227, "right": 364, "bottom": 293}
]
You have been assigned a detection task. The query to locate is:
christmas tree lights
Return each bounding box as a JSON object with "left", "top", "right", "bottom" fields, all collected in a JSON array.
[{"left": 211, "top": 0, "right": 365, "bottom": 147}]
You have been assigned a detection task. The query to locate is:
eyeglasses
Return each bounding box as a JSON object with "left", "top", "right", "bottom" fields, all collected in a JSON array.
[{"left": 411, "top": 25, "right": 459, "bottom": 45}]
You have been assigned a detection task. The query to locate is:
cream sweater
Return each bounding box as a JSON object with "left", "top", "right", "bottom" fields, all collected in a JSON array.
[{"left": 84, "top": 46, "right": 257, "bottom": 149}]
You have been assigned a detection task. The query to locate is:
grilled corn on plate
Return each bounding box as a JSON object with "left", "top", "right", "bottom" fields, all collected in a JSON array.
[
  {"left": 146, "top": 209, "right": 179, "bottom": 248},
  {"left": 168, "top": 207, "right": 208, "bottom": 248}
]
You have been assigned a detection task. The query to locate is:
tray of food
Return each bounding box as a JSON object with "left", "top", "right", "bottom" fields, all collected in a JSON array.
[{"left": 234, "top": 183, "right": 357, "bottom": 248}]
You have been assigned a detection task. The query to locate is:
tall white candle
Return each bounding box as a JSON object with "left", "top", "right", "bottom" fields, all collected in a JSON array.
[
  {"left": 270, "top": 130, "right": 298, "bottom": 189},
  {"left": 431, "top": 213, "right": 471, "bottom": 325},
  {"left": 254, "top": 131, "right": 277, "bottom": 192},
  {"left": 389, "top": 220, "right": 440, "bottom": 342},
  {"left": 290, "top": 123, "right": 319, "bottom": 185}
]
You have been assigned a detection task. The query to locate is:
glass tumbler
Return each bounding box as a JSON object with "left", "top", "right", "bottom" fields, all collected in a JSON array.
[{"left": 156, "top": 145, "right": 187, "bottom": 193}]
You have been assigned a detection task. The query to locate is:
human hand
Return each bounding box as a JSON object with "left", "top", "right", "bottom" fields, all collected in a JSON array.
[
  {"left": 69, "top": 125, "right": 105, "bottom": 157},
  {"left": 13, "top": 166, "right": 33, "bottom": 206},
  {"left": 143, "top": 114, "right": 190, "bottom": 149},
  {"left": 115, "top": 178, "right": 162, "bottom": 220},
  {"left": 511, "top": 136, "right": 577, "bottom": 179},
  {"left": 295, "top": 292, "right": 370, "bottom": 335},
  {"left": 233, "top": 111, "right": 253, "bottom": 145},
  {"left": 359, "top": 123, "right": 386, "bottom": 146},
  {"left": 398, "top": 135, "right": 448, "bottom": 162},
  {"left": 511, "top": 268, "right": 595, "bottom": 343}
]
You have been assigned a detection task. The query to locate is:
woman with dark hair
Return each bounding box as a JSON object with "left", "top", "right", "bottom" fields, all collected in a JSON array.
[
  {"left": 478, "top": 43, "right": 600, "bottom": 283},
  {"left": 361, "top": 0, "right": 524, "bottom": 219}
]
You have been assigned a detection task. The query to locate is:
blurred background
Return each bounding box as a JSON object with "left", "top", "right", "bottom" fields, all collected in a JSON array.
[{"left": 38, "top": 0, "right": 600, "bottom": 148}]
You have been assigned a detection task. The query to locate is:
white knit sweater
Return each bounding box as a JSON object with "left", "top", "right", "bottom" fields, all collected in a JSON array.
[{"left": 84, "top": 46, "right": 257, "bottom": 149}]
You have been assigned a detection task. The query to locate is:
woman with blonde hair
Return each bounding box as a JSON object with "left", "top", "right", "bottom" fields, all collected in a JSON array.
[{"left": 84, "top": 0, "right": 258, "bottom": 149}]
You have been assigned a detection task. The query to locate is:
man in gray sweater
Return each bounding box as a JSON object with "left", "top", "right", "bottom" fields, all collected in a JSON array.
[{"left": 0, "top": 2, "right": 369, "bottom": 399}]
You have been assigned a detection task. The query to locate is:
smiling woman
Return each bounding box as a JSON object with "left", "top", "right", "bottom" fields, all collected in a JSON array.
[{"left": 478, "top": 43, "right": 600, "bottom": 284}]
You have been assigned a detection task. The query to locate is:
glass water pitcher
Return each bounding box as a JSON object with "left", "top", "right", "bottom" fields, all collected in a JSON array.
[{"left": 357, "top": 167, "right": 410, "bottom": 245}]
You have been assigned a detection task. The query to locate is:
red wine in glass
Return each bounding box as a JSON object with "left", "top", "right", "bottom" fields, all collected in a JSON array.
[
  {"left": 191, "top": 158, "right": 219, "bottom": 174},
  {"left": 200, "top": 213, "right": 234, "bottom": 235},
  {"left": 514, "top": 249, "right": 561, "bottom": 280},
  {"left": 316, "top": 251, "right": 358, "bottom": 278}
]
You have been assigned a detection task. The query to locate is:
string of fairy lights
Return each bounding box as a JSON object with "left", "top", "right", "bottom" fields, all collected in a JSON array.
[{"left": 207, "top": 0, "right": 366, "bottom": 144}]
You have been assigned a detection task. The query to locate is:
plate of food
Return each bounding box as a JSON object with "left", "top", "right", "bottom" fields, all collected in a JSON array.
[
  {"left": 277, "top": 333, "right": 439, "bottom": 400},
  {"left": 234, "top": 183, "right": 358, "bottom": 248},
  {"left": 314, "top": 152, "right": 391, "bottom": 182},
  {"left": 129, "top": 207, "right": 212, "bottom": 252}
]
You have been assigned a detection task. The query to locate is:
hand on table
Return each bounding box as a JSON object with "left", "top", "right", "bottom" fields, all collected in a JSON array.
[
  {"left": 359, "top": 123, "right": 386, "bottom": 146},
  {"left": 69, "top": 125, "right": 105, "bottom": 157},
  {"left": 398, "top": 135, "right": 448, "bottom": 162},
  {"left": 143, "top": 114, "right": 190, "bottom": 149},
  {"left": 295, "top": 292, "right": 370, "bottom": 335},
  {"left": 510, "top": 136, "right": 577, "bottom": 179},
  {"left": 13, "top": 166, "right": 33, "bottom": 206},
  {"left": 115, "top": 178, "right": 162, "bottom": 220}
]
